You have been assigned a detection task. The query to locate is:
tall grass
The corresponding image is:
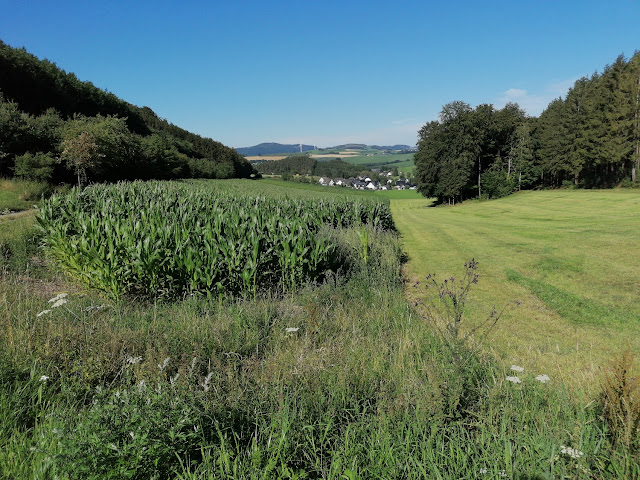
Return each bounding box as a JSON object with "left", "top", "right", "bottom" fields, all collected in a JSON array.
[{"left": 0, "top": 178, "right": 55, "bottom": 212}]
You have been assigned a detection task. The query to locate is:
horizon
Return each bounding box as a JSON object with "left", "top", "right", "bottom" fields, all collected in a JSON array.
[{"left": 1, "top": 1, "right": 639, "bottom": 149}]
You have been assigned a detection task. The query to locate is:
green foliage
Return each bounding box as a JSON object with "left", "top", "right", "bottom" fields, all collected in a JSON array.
[
  {"left": 37, "top": 180, "right": 394, "bottom": 299},
  {"left": 255, "top": 155, "right": 316, "bottom": 176},
  {"left": 0, "top": 41, "right": 256, "bottom": 184},
  {"left": 415, "top": 101, "right": 527, "bottom": 204},
  {"left": 416, "top": 52, "right": 640, "bottom": 201},
  {"left": 13, "top": 152, "right": 56, "bottom": 182},
  {"left": 59, "top": 381, "right": 208, "bottom": 479},
  {"left": 255, "top": 156, "right": 367, "bottom": 179},
  {"left": 0, "top": 214, "right": 42, "bottom": 273},
  {"left": 481, "top": 162, "right": 516, "bottom": 199}
]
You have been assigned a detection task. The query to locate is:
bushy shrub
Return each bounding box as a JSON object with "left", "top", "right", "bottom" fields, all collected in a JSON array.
[{"left": 13, "top": 152, "right": 56, "bottom": 182}]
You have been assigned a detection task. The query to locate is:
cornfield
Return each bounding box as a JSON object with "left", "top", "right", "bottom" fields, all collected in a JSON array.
[{"left": 37, "top": 181, "right": 394, "bottom": 299}]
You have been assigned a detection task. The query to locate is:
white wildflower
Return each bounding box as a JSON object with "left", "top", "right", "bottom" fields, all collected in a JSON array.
[
  {"left": 126, "top": 355, "right": 142, "bottom": 365},
  {"left": 285, "top": 327, "right": 299, "bottom": 333},
  {"left": 158, "top": 357, "right": 170, "bottom": 371},
  {"left": 129, "top": 431, "right": 135, "bottom": 440},
  {"left": 560, "top": 445, "right": 584, "bottom": 459},
  {"left": 48, "top": 293, "right": 68, "bottom": 304},
  {"left": 535, "top": 374, "right": 550, "bottom": 383},
  {"left": 202, "top": 371, "right": 214, "bottom": 392},
  {"left": 510, "top": 365, "right": 524, "bottom": 372},
  {"left": 479, "top": 468, "right": 488, "bottom": 474},
  {"left": 50, "top": 298, "right": 68, "bottom": 308},
  {"left": 506, "top": 376, "right": 522, "bottom": 384},
  {"left": 39, "top": 375, "right": 49, "bottom": 382},
  {"left": 37, "top": 309, "right": 52, "bottom": 317}
]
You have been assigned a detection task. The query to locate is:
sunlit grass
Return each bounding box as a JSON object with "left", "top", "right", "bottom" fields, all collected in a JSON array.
[
  {"left": 391, "top": 189, "right": 640, "bottom": 392},
  {"left": 0, "top": 178, "right": 52, "bottom": 212}
]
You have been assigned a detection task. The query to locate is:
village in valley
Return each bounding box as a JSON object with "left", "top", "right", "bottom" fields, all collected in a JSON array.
[{"left": 317, "top": 172, "right": 417, "bottom": 191}]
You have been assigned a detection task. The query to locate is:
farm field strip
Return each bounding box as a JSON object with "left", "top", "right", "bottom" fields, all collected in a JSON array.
[
  {"left": 390, "top": 189, "right": 640, "bottom": 390},
  {"left": 37, "top": 180, "right": 393, "bottom": 299}
]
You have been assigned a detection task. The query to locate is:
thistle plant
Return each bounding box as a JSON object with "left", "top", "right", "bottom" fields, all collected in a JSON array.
[{"left": 418, "top": 259, "right": 516, "bottom": 354}]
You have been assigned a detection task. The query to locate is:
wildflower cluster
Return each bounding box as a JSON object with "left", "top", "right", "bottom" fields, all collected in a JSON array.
[
  {"left": 560, "top": 445, "right": 584, "bottom": 459},
  {"left": 505, "top": 365, "right": 551, "bottom": 385},
  {"left": 37, "top": 292, "right": 68, "bottom": 317}
]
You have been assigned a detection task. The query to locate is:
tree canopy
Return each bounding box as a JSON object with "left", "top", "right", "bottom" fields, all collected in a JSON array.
[{"left": 415, "top": 52, "right": 640, "bottom": 203}]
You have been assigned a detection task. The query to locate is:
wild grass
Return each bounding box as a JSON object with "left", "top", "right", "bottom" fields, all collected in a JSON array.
[
  {"left": 392, "top": 189, "right": 640, "bottom": 392},
  {"left": 0, "top": 181, "right": 638, "bottom": 477},
  {"left": 0, "top": 178, "right": 54, "bottom": 212}
]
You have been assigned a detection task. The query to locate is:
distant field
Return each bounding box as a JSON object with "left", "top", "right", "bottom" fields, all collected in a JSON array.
[
  {"left": 391, "top": 189, "right": 640, "bottom": 391},
  {"left": 340, "top": 153, "right": 414, "bottom": 166},
  {"left": 245, "top": 155, "right": 288, "bottom": 161},
  {"left": 310, "top": 154, "right": 359, "bottom": 159}
]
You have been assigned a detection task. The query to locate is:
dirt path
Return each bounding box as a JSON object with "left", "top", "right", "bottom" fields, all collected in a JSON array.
[{"left": 0, "top": 209, "right": 36, "bottom": 222}]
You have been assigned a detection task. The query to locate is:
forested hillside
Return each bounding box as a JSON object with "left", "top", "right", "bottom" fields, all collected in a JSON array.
[
  {"left": 415, "top": 52, "right": 640, "bottom": 204},
  {"left": 255, "top": 155, "right": 368, "bottom": 178},
  {"left": 0, "top": 40, "right": 255, "bottom": 184}
]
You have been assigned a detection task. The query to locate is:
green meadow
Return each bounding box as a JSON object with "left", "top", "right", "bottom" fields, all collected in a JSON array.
[
  {"left": 391, "top": 189, "right": 640, "bottom": 390},
  {"left": 337, "top": 152, "right": 416, "bottom": 174}
]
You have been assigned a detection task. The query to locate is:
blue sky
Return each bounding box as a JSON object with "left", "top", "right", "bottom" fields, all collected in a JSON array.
[{"left": 1, "top": 1, "right": 638, "bottom": 148}]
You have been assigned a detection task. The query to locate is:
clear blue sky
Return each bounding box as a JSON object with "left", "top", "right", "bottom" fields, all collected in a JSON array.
[{"left": 1, "top": 0, "right": 638, "bottom": 148}]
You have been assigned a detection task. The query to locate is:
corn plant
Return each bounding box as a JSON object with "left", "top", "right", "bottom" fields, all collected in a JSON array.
[{"left": 37, "top": 181, "right": 394, "bottom": 299}]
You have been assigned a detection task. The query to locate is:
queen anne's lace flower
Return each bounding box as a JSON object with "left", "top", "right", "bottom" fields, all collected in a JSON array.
[
  {"left": 50, "top": 298, "right": 68, "bottom": 308},
  {"left": 48, "top": 293, "right": 68, "bottom": 304},
  {"left": 285, "top": 327, "right": 299, "bottom": 333},
  {"left": 510, "top": 365, "right": 524, "bottom": 372},
  {"left": 560, "top": 445, "right": 584, "bottom": 459},
  {"left": 535, "top": 374, "right": 550, "bottom": 383},
  {"left": 506, "top": 376, "right": 522, "bottom": 384}
]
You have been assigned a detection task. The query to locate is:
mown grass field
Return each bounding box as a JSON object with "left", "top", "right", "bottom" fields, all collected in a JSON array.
[{"left": 391, "top": 189, "right": 640, "bottom": 391}]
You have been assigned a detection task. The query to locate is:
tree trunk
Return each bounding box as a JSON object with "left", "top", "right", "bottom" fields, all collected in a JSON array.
[{"left": 477, "top": 156, "right": 482, "bottom": 197}]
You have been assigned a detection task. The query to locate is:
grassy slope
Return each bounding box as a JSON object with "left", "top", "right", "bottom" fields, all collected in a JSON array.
[{"left": 391, "top": 189, "right": 640, "bottom": 390}]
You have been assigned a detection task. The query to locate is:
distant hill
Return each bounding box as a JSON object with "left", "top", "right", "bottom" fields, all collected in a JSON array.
[
  {"left": 370, "top": 145, "right": 415, "bottom": 151},
  {"left": 238, "top": 143, "right": 415, "bottom": 156},
  {"left": 236, "top": 143, "right": 316, "bottom": 156}
]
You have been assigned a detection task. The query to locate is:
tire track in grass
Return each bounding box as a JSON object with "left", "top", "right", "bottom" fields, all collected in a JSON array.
[{"left": 505, "top": 268, "right": 635, "bottom": 326}]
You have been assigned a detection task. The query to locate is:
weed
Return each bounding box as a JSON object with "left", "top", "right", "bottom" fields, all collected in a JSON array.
[{"left": 599, "top": 346, "right": 640, "bottom": 454}]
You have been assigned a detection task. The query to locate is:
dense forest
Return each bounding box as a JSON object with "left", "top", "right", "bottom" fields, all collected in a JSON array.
[
  {"left": 0, "top": 40, "right": 255, "bottom": 185},
  {"left": 255, "top": 155, "right": 373, "bottom": 179},
  {"left": 415, "top": 52, "right": 640, "bottom": 204}
]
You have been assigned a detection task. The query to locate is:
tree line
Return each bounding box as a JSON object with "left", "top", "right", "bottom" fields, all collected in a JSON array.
[
  {"left": 415, "top": 52, "right": 640, "bottom": 204},
  {"left": 0, "top": 40, "right": 255, "bottom": 185},
  {"left": 255, "top": 155, "right": 376, "bottom": 179}
]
